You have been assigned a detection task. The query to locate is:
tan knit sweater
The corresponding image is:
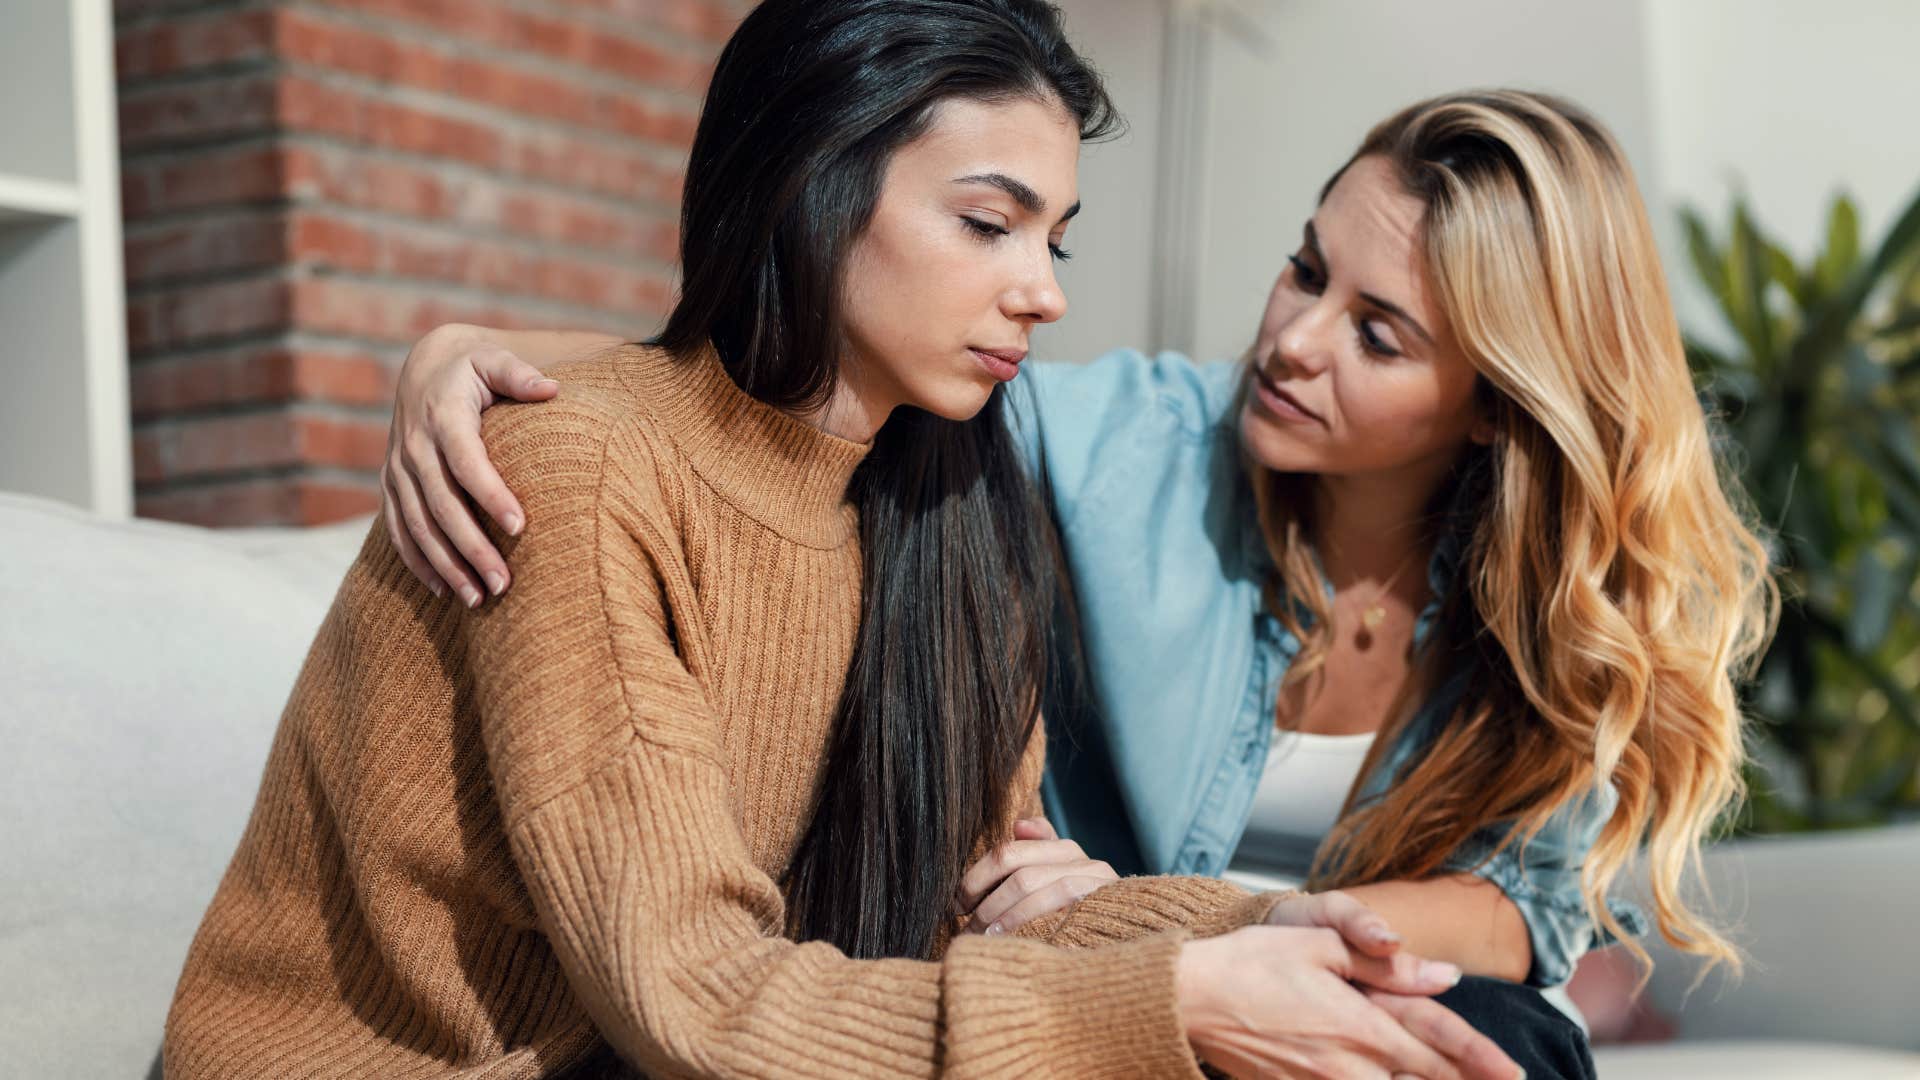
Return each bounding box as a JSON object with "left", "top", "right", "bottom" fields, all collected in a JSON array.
[{"left": 164, "top": 345, "right": 1282, "bottom": 1079}]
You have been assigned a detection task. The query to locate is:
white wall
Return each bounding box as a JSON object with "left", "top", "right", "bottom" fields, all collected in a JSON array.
[
  {"left": 1032, "top": 0, "right": 1167, "bottom": 366},
  {"left": 1644, "top": 0, "right": 1920, "bottom": 339},
  {"left": 1044, "top": 0, "right": 1919, "bottom": 366},
  {"left": 1047, "top": 0, "right": 1661, "bottom": 364},
  {"left": 1188, "top": 0, "right": 1661, "bottom": 362},
  {"left": 1645, "top": 0, "right": 1920, "bottom": 257}
]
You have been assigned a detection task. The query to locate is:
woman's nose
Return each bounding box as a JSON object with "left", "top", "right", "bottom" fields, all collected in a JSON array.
[
  {"left": 1273, "top": 303, "right": 1335, "bottom": 378},
  {"left": 1006, "top": 244, "right": 1069, "bottom": 325}
]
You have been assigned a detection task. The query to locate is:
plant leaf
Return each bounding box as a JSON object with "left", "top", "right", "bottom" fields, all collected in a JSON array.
[
  {"left": 1790, "top": 182, "right": 1920, "bottom": 396},
  {"left": 1807, "top": 609, "right": 1920, "bottom": 736},
  {"left": 1847, "top": 548, "right": 1899, "bottom": 652},
  {"left": 1768, "top": 237, "right": 1812, "bottom": 310},
  {"left": 1732, "top": 201, "right": 1778, "bottom": 363},
  {"left": 1682, "top": 208, "right": 1740, "bottom": 340},
  {"left": 1817, "top": 194, "right": 1862, "bottom": 293},
  {"left": 1873, "top": 307, "right": 1920, "bottom": 340}
]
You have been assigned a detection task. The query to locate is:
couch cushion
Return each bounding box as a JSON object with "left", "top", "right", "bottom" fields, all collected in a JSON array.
[
  {"left": 1594, "top": 1041, "right": 1920, "bottom": 1078},
  {"left": 0, "top": 493, "right": 368, "bottom": 1079},
  {"left": 1631, "top": 822, "right": 1920, "bottom": 1050}
]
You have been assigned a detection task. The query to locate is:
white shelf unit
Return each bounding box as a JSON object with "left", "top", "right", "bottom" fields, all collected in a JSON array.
[{"left": 0, "top": 0, "right": 130, "bottom": 517}]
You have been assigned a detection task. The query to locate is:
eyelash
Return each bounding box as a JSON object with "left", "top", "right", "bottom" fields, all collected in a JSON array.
[
  {"left": 1285, "top": 254, "right": 1399, "bottom": 359},
  {"left": 962, "top": 217, "right": 1072, "bottom": 261}
]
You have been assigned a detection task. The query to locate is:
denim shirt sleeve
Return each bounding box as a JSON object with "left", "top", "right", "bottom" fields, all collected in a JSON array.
[
  {"left": 1006, "top": 350, "right": 1233, "bottom": 525},
  {"left": 1443, "top": 782, "right": 1652, "bottom": 986}
]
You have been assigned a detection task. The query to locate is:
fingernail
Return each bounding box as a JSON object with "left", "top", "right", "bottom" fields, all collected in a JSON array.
[
  {"left": 1369, "top": 925, "right": 1401, "bottom": 945},
  {"left": 460, "top": 585, "right": 482, "bottom": 609},
  {"left": 485, "top": 571, "right": 507, "bottom": 596},
  {"left": 503, "top": 513, "right": 523, "bottom": 536},
  {"left": 1514, "top": 1070, "right": 1527, "bottom": 1080},
  {"left": 1422, "top": 960, "right": 1462, "bottom": 987},
  {"left": 427, "top": 580, "right": 446, "bottom": 599},
  {"left": 532, "top": 378, "right": 559, "bottom": 391},
  {"left": 984, "top": 921, "right": 1005, "bottom": 936}
]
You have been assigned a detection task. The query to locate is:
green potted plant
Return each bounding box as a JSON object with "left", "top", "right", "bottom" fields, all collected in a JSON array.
[{"left": 1681, "top": 185, "right": 1920, "bottom": 832}]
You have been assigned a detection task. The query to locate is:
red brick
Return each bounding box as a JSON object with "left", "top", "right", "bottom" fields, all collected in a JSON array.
[
  {"left": 126, "top": 277, "right": 293, "bottom": 353},
  {"left": 118, "top": 72, "right": 278, "bottom": 150},
  {"left": 310, "top": 0, "right": 724, "bottom": 85},
  {"left": 278, "top": 143, "right": 679, "bottom": 257},
  {"left": 497, "top": 190, "right": 680, "bottom": 262},
  {"left": 279, "top": 145, "right": 453, "bottom": 216},
  {"left": 282, "top": 208, "right": 674, "bottom": 314},
  {"left": 129, "top": 346, "right": 394, "bottom": 416},
  {"left": 136, "top": 476, "right": 379, "bottom": 527},
  {"left": 598, "top": 94, "right": 699, "bottom": 146},
  {"left": 290, "top": 350, "right": 396, "bottom": 405},
  {"left": 285, "top": 212, "right": 380, "bottom": 270},
  {"left": 123, "top": 210, "right": 286, "bottom": 284},
  {"left": 276, "top": 74, "right": 507, "bottom": 170},
  {"left": 295, "top": 482, "right": 381, "bottom": 526},
  {"left": 289, "top": 278, "right": 521, "bottom": 344},
  {"left": 135, "top": 411, "right": 300, "bottom": 479},
  {"left": 132, "top": 408, "right": 388, "bottom": 485},
  {"left": 121, "top": 144, "right": 287, "bottom": 220},
  {"left": 118, "top": 0, "right": 720, "bottom": 527},
  {"left": 130, "top": 347, "right": 297, "bottom": 417},
  {"left": 293, "top": 413, "right": 389, "bottom": 470},
  {"left": 116, "top": 9, "right": 275, "bottom": 81},
  {"left": 268, "top": 15, "right": 701, "bottom": 152},
  {"left": 504, "top": 126, "right": 686, "bottom": 203},
  {"left": 543, "top": 0, "right": 747, "bottom": 44}
]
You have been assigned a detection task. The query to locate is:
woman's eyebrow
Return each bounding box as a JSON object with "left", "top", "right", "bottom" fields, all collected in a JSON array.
[
  {"left": 954, "top": 173, "right": 1081, "bottom": 223},
  {"left": 1304, "top": 220, "right": 1434, "bottom": 345}
]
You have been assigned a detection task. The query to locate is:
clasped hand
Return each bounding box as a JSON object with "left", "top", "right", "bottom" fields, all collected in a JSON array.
[{"left": 959, "top": 819, "right": 1522, "bottom": 1080}]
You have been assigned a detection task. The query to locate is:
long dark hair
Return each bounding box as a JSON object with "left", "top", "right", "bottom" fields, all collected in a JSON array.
[{"left": 650, "top": 0, "right": 1118, "bottom": 959}]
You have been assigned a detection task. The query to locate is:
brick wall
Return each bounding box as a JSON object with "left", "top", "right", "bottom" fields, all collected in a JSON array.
[{"left": 115, "top": 0, "right": 749, "bottom": 526}]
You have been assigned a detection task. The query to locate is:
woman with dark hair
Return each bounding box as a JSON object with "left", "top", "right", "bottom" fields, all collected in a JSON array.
[{"left": 163, "top": 2, "right": 1519, "bottom": 1077}]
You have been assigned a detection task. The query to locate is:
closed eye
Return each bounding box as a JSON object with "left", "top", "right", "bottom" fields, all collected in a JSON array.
[
  {"left": 963, "top": 216, "right": 1073, "bottom": 261},
  {"left": 1358, "top": 319, "right": 1400, "bottom": 358},
  {"left": 1287, "top": 253, "right": 1323, "bottom": 292}
]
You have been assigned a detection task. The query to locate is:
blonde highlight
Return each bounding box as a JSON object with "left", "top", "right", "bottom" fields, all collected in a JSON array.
[{"left": 1260, "top": 90, "right": 1779, "bottom": 978}]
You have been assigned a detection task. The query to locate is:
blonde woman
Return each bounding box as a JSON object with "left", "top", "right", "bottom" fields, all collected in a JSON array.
[{"left": 383, "top": 90, "right": 1775, "bottom": 1077}]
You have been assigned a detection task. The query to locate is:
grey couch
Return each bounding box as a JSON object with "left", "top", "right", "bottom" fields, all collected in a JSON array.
[{"left": 2, "top": 491, "right": 1916, "bottom": 1078}]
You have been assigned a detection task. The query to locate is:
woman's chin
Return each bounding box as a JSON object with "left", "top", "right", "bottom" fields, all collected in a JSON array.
[
  {"left": 911, "top": 378, "right": 999, "bottom": 423},
  {"left": 1238, "top": 408, "right": 1326, "bottom": 474}
]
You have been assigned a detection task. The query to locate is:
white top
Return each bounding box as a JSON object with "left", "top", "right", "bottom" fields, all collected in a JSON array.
[
  {"left": 1222, "top": 728, "right": 1377, "bottom": 892},
  {"left": 1219, "top": 727, "right": 1594, "bottom": 1026}
]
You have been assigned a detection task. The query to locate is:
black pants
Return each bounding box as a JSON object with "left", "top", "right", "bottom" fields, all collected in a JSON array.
[{"left": 1436, "top": 975, "right": 1596, "bottom": 1080}]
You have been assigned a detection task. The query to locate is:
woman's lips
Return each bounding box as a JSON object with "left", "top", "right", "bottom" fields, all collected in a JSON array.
[
  {"left": 970, "top": 347, "right": 1026, "bottom": 382},
  {"left": 1252, "top": 369, "right": 1323, "bottom": 425}
]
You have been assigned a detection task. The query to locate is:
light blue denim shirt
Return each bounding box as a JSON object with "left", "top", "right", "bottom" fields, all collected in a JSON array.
[{"left": 1010, "top": 348, "right": 1647, "bottom": 987}]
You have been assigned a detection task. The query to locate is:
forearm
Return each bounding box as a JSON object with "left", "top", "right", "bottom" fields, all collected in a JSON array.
[
  {"left": 470, "top": 325, "right": 628, "bottom": 370},
  {"left": 1342, "top": 874, "right": 1531, "bottom": 983},
  {"left": 1017, "top": 876, "right": 1290, "bottom": 948}
]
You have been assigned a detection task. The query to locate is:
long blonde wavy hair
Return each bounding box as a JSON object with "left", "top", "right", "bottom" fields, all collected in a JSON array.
[{"left": 1264, "top": 90, "right": 1779, "bottom": 974}]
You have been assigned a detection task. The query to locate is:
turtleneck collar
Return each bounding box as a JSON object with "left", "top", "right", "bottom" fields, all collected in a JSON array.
[{"left": 618, "top": 344, "right": 871, "bottom": 548}]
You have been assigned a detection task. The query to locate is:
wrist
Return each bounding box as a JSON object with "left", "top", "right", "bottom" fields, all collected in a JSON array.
[
  {"left": 434, "top": 321, "right": 496, "bottom": 350},
  {"left": 414, "top": 321, "right": 492, "bottom": 365},
  {"left": 1173, "top": 937, "right": 1224, "bottom": 1053}
]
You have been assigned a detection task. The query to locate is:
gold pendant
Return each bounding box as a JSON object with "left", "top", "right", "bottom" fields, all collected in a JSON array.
[{"left": 1361, "top": 605, "right": 1387, "bottom": 630}]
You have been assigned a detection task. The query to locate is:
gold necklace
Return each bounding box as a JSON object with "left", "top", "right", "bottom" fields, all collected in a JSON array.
[{"left": 1357, "top": 547, "right": 1423, "bottom": 631}]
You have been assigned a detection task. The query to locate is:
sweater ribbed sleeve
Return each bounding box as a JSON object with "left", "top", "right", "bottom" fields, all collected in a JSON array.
[
  {"left": 1015, "top": 877, "right": 1293, "bottom": 948},
  {"left": 462, "top": 392, "right": 1206, "bottom": 1079}
]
